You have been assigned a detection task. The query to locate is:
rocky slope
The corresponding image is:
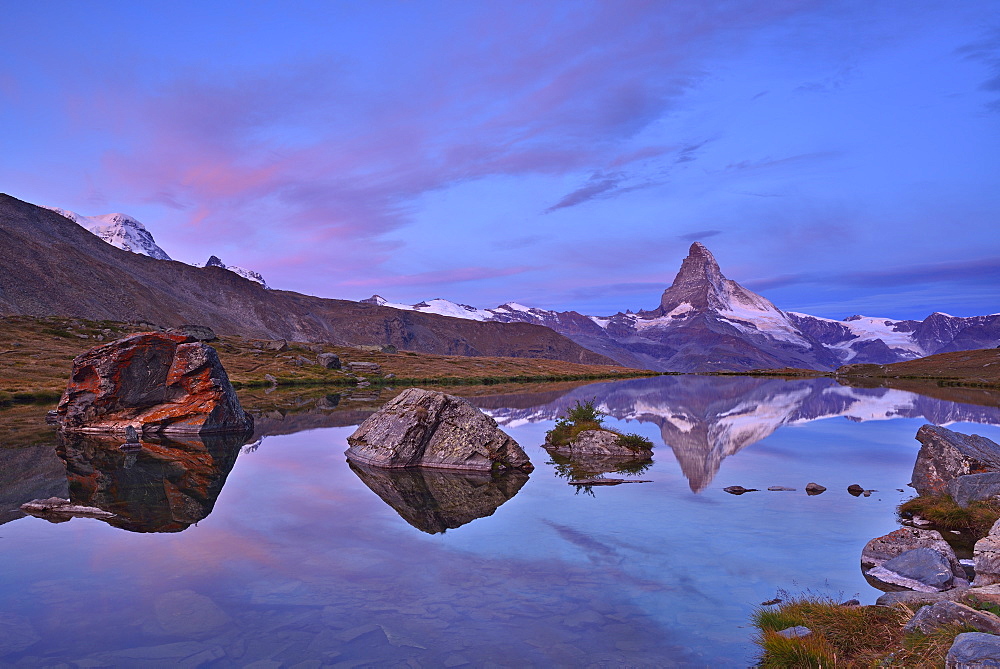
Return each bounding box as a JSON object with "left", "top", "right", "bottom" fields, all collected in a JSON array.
[
  {"left": 0, "top": 194, "right": 614, "bottom": 366},
  {"left": 375, "top": 243, "right": 999, "bottom": 372}
]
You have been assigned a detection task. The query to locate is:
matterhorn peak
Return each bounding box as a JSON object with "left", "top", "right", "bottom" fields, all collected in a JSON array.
[{"left": 655, "top": 242, "right": 728, "bottom": 314}]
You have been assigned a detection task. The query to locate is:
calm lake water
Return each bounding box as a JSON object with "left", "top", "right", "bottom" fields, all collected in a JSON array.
[{"left": 3, "top": 376, "right": 1000, "bottom": 667}]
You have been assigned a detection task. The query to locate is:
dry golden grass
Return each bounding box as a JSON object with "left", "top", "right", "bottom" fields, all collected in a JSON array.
[
  {"left": 752, "top": 596, "right": 972, "bottom": 667},
  {"left": 0, "top": 315, "right": 651, "bottom": 397}
]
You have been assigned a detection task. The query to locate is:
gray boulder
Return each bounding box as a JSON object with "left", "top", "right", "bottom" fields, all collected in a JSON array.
[
  {"left": 863, "top": 527, "right": 966, "bottom": 575},
  {"left": 947, "top": 632, "right": 1000, "bottom": 668},
  {"left": 974, "top": 520, "right": 1000, "bottom": 586},
  {"left": 546, "top": 429, "right": 650, "bottom": 458},
  {"left": 911, "top": 425, "right": 1000, "bottom": 496},
  {"left": 868, "top": 548, "right": 955, "bottom": 592},
  {"left": 776, "top": 626, "right": 811, "bottom": 639},
  {"left": 345, "top": 388, "right": 533, "bottom": 472},
  {"left": 252, "top": 338, "right": 288, "bottom": 352},
  {"left": 904, "top": 601, "right": 1000, "bottom": 636},
  {"left": 172, "top": 324, "right": 217, "bottom": 341},
  {"left": 317, "top": 353, "right": 341, "bottom": 369},
  {"left": 348, "top": 361, "right": 381, "bottom": 373},
  {"left": 948, "top": 472, "right": 1000, "bottom": 508}
]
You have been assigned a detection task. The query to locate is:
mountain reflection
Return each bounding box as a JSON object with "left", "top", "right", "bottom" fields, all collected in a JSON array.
[
  {"left": 56, "top": 430, "right": 250, "bottom": 532},
  {"left": 348, "top": 461, "right": 529, "bottom": 534},
  {"left": 473, "top": 376, "right": 1000, "bottom": 493}
]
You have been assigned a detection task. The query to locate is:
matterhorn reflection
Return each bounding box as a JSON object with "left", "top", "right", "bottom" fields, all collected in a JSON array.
[
  {"left": 348, "top": 461, "right": 529, "bottom": 534},
  {"left": 474, "top": 376, "right": 1000, "bottom": 493},
  {"left": 55, "top": 429, "right": 250, "bottom": 532}
]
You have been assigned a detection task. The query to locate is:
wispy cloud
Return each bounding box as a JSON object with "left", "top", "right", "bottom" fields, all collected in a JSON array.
[{"left": 678, "top": 229, "right": 722, "bottom": 242}]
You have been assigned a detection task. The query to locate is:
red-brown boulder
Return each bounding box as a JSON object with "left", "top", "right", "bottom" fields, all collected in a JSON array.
[{"left": 55, "top": 332, "right": 252, "bottom": 435}]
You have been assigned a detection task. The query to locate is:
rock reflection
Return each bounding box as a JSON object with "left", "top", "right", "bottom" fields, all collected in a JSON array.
[
  {"left": 477, "top": 376, "right": 1000, "bottom": 493},
  {"left": 0, "top": 443, "right": 68, "bottom": 526},
  {"left": 56, "top": 429, "right": 251, "bottom": 532},
  {"left": 546, "top": 450, "right": 653, "bottom": 482},
  {"left": 348, "top": 461, "right": 529, "bottom": 533}
]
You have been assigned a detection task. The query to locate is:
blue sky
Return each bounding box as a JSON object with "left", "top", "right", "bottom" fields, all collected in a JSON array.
[{"left": 1, "top": 0, "right": 998, "bottom": 319}]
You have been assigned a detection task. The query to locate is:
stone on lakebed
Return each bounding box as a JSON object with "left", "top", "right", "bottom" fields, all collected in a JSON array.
[
  {"left": 54, "top": 332, "right": 253, "bottom": 436},
  {"left": 346, "top": 387, "right": 532, "bottom": 472}
]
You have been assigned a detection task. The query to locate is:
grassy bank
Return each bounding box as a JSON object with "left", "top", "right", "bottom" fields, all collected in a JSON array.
[
  {"left": 0, "top": 315, "right": 654, "bottom": 397},
  {"left": 753, "top": 596, "right": 972, "bottom": 667}
]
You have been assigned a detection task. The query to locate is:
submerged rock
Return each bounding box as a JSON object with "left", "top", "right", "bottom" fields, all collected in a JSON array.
[
  {"left": 349, "top": 461, "right": 529, "bottom": 533},
  {"left": 867, "top": 547, "right": 955, "bottom": 592},
  {"left": 862, "top": 527, "right": 968, "bottom": 592},
  {"left": 55, "top": 332, "right": 253, "bottom": 435},
  {"left": 20, "top": 497, "right": 116, "bottom": 520},
  {"left": 724, "top": 485, "right": 758, "bottom": 495},
  {"left": 911, "top": 425, "right": 1000, "bottom": 496},
  {"left": 346, "top": 387, "right": 532, "bottom": 472}
]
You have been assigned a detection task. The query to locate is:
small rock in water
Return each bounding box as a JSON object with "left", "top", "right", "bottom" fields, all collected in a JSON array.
[
  {"left": 840, "top": 599, "right": 860, "bottom": 606},
  {"left": 805, "top": 482, "right": 827, "bottom": 495},
  {"left": 760, "top": 598, "right": 782, "bottom": 606},
  {"left": 776, "top": 626, "right": 812, "bottom": 639},
  {"left": 848, "top": 484, "right": 865, "bottom": 496},
  {"left": 767, "top": 486, "right": 796, "bottom": 492},
  {"left": 723, "top": 486, "right": 758, "bottom": 495},
  {"left": 912, "top": 515, "right": 932, "bottom": 527}
]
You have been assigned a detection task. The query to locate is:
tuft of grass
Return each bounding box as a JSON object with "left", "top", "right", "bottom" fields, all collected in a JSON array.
[
  {"left": 899, "top": 494, "right": 1000, "bottom": 536},
  {"left": 616, "top": 432, "right": 653, "bottom": 452},
  {"left": 751, "top": 594, "right": 982, "bottom": 667},
  {"left": 756, "top": 630, "right": 838, "bottom": 668}
]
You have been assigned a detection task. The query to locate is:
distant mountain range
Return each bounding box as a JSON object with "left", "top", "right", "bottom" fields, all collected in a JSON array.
[
  {"left": 366, "top": 243, "right": 1000, "bottom": 371},
  {"left": 46, "top": 207, "right": 269, "bottom": 288},
  {"left": 15, "top": 196, "right": 999, "bottom": 372},
  {"left": 0, "top": 194, "right": 612, "bottom": 366}
]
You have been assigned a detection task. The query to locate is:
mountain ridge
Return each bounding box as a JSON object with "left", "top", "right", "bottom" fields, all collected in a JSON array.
[
  {"left": 369, "top": 243, "right": 1000, "bottom": 372},
  {"left": 0, "top": 194, "right": 614, "bottom": 366}
]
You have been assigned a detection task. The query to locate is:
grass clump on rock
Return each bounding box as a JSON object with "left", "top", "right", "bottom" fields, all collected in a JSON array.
[
  {"left": 752, "top": 595, "right": 975, "bottom": 667},
  {"left": 545, "top": 399, "right": 653, "bottom": 452},
  {"left": 899, "top": 494, "right": 1000, "bottom": 536}
]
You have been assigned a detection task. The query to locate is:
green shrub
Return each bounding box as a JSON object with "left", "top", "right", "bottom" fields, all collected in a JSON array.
[
  {"left": 616, "top": 432, "right": 653, "bottom": 452},
  {"left": 564, "top": 399, "right": 603, "bottom": 425}
]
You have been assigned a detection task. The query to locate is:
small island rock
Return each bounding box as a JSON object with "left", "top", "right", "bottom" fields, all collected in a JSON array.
[
  {"left": 346, "top": 388, "right": 532, "bottom": 472},
  {"left": 546, "top": 429, "right": 651, "bottom": 458}
]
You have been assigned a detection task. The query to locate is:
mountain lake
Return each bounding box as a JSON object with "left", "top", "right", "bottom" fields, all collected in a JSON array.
[{"left": 2, "top": 375, "right": 1000, "bottom": 667}]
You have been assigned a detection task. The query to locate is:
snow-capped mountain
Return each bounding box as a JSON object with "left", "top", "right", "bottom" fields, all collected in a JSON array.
[
  {"left": 365, "top": 243, "right": 1000, "bottom": 372},
  {"left": 49, "top": 206, "right": 269, "bottom": 289},
  {"left": 47, "top": 208, "right": 172, "bottom": 260},
  {"left": 202, "top": 255, "right": 268, "bottom": 288}
]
